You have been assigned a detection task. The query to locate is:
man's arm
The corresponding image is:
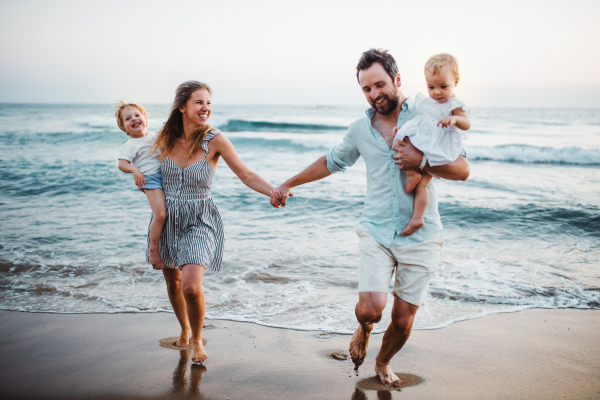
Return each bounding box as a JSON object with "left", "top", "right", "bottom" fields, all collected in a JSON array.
[
  {"left": 392, "top": 138, "right": 470, "bottom": 181},
  {"left": 272, "top": 156, "right": 331, "bottom": 207}
]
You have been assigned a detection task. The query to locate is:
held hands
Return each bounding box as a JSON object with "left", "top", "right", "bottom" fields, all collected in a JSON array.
[
  {"left": 437, "top": 116, "right": 457, "bottom": 128},
  {"left": 270, "top": 184, "right": 293, "bottom": 208},
  {"left": 132, "top": 168, "right": 146, "bottom": 189}
]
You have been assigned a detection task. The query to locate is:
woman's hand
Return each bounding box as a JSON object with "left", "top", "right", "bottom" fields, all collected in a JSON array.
[{"left": 270, "top": 185, "right": 294, "bottom": 208}]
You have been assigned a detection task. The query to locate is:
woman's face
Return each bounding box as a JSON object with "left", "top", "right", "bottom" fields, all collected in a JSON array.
[{"left": 180, "top": 89, "right": 211, "bottom": 127}]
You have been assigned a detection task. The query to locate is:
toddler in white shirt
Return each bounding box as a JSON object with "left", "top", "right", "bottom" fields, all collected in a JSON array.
[{"left": 116, "top": 101, "right": 166, "bottom": 269}]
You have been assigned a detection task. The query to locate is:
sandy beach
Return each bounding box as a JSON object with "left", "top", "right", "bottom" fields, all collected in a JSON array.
[{"left": 0, "top": 309, "right": 598, "bottom": 399}]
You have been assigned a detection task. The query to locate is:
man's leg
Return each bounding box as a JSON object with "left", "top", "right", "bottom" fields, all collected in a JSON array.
[
  {"left": 351, "top": 224, "right": 397, "bottom": 369},
  {"left": 349, "top": 291, "right": 387, "bottom": 368},
  {"left": 374, "top": 295, "right": 419, "bottom": 388}
]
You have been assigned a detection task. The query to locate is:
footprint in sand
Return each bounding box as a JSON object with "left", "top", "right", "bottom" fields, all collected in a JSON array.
[
  {"left": 355, "top": 373, "right": 424, "bottom": 391},
  {"left": 327, "top": 351, "right": 349, "bottom": 361},
  {"left": 159, "top": 337, "right": 207, "bottom": 350}
]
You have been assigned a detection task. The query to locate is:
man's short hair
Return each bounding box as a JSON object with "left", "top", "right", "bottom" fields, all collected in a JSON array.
[{"left": 356, "top": 48, "right": 399, "bottom": 83}]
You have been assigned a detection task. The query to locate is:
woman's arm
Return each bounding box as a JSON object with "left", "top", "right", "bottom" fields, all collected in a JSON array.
[
  {"left": 210, "top": 133, "right": 274, "bottom": 197},
  {"left": 118, "top": 159, "right": 145, "bottom": 188}
]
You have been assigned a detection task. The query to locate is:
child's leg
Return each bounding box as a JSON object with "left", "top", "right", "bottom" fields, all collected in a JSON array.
[
  {"left": 404, "top": 169, "right": 422, "bottom": 193},
  {"left": 402, "top": 172, "right": 433, "bottom": 235},
  {"left": 145, "top": 189, "right": 167, "bottom": 269}
]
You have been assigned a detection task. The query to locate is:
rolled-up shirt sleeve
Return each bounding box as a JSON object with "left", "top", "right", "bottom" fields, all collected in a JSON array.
[{"left": 326, "top": 129, "right": 360, "bottom": 174}]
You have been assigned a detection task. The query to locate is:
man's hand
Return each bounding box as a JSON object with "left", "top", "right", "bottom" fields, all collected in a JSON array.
[
  {"left": 132, "top": 168, "right": 146, "bottom": 188},
  {"left": 437, "top": 116, "right": 457, "bottom": 128},
  {"left": 392, "top": 136, "right": 423, "bottom": 170},
  {"left": 270, "top": 184, "right": 293, "bottom": 208}
]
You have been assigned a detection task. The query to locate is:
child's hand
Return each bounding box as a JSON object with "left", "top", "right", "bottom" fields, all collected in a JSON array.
[
  {"left": 437, "top": 116, "right": 457, "bottom": 128},
  {"left": 132, "top": 169, "right": 146, "bottom": 188},
  {"left": 393, "top": 126, "right": 401, "bottom": 138}
]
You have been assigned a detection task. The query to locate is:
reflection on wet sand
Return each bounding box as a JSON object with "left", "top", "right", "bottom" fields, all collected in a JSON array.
[{"left": 166, "top": 349, "right": 208, "bottom": 399}]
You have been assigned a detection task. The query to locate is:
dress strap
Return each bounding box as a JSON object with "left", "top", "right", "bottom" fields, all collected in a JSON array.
[{"left": 201, "top": 130, "right": 221, "bottom": 159}]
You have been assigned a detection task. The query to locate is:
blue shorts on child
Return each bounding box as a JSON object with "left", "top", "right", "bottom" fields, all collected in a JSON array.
[{"left": 141, "top": 173, "right": 163, "bottom": 190}]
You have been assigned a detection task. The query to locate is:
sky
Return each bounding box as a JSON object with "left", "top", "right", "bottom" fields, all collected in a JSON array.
[{"left": 1, "top": 0, "right": 599, "bottom": 107}]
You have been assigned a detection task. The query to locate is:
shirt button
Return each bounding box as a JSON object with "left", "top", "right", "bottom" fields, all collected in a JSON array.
[{"left": 392, "top": 175, "right": 395, "bottom": 177}]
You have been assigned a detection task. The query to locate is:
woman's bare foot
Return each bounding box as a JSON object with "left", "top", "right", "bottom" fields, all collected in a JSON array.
[
  {"left": 349, "top": 324, "right": 372, "bottom": 369},
  {"left": 401, "top": 218, "right": 424, "bottom": 235},
  {"left": 375, "top": 359, "right": 403, "bottom": 388},
  {"left": 404, "top": 170, "right": 422, "bottom": 194},
  {"left": 148, "top": 247, "right": 164, "bottom": 270},
  {"left": 174, "top": 327, "right": 191, "bottom": 347},
  {"left": 191, "top": 339, "right": 208, "bottom": 364}
]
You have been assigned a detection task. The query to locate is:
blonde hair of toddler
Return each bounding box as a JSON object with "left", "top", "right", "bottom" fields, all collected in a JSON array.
[
  {"left": 424, "top": 53, "right": 460, "bottom": 79},
  {"left": 114, "top": 101, "right": 149, "bottom": 135}
]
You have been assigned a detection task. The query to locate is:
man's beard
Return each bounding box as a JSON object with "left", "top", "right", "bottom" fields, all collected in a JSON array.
[{"left": 372, "top": 94, "right": 400, "bottom": 115}]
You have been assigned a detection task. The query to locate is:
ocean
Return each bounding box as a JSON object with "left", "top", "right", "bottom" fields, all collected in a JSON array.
[{"left": 0, "top": 103, "right": 599, "bottom": 333}]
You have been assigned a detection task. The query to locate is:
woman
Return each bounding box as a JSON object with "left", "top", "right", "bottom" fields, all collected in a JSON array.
[{"left": 151, "top": 81, "right": 275, "bottom": 364}]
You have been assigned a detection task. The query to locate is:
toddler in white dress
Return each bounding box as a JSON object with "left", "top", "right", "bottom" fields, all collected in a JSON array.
[{"left": 395, "top": 53, "right": 471, "bottom": 235}]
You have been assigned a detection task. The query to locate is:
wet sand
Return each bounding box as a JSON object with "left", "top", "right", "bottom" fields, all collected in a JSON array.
[{"left": 0, "top": 309, "right": 599, "bottom": 399}]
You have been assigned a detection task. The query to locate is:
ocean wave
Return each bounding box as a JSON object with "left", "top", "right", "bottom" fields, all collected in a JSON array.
[
  {"left": 219, "top": 119, "right": 347, "bottom": 133},
  {"left": 440, "top": 202, "right": 600, "bottom": 236},
  {"left": 467, "top": 144, "right": 600, "bottom": 165}
]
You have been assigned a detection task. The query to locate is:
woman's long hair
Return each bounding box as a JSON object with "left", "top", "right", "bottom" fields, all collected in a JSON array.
[{"left": 152, "top": 81, "right": 216, "bottom": 160}]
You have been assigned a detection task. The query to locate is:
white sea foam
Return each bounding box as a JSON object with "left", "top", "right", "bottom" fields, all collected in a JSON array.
[{"left": 467, "top": 144, "right": 600, "bottom": 165}]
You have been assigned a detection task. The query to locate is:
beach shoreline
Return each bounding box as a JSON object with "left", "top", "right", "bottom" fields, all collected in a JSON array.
[{"left": 0, "top": 308, "right": 599, "bottom": 399}]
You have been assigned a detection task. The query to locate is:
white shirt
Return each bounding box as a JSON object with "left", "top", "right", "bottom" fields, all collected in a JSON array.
[{"left": 118, "top": 133, "right": 161, "bottom": 175}]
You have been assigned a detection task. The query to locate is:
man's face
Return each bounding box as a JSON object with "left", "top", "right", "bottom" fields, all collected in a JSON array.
[{"left": 358, "top": 63, "right": 400, "bottom": 115}]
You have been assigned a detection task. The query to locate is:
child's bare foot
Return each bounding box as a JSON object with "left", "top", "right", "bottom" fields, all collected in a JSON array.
[
  {"left": 191, "top": 339, "right": 208, "bottom": 364},
  {"left": 148, "top": 247, "right": 164, "bottom": 269},
  {"left": 375, "top": 359, "right": 403, "bottom": 388},
  {"left": 404, "top": 171, "right": 422, "bottom": 193},
  {"left": 173, "top": 327, "right": 191, "bottom": 347},
  {"left": 401, "top": 218, "right": 424, "bottom": 235}
]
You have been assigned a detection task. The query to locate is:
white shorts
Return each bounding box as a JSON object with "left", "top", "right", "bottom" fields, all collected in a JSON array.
[{"left": 356, "top": 224, "right": 443, "bottom": 306}]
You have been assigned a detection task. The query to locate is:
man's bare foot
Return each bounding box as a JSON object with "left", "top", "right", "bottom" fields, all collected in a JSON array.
[
  {"left": 174, "top": 328, "right": 191, "bottom": 347},
  {"left": 404, "top": 170, "right": 422, "bottom": 194},
  {"left": 148, "top": 247, "right": 164, "bottom": 269},
  {"left": 191, "top": 339, "right": 208, "bottom": 364},
  {"left": 401, "top": 218, "right": 424, "bottom": 235},
  {"left": 349, "top": 324, "right": 372, "bottom": 369},
  {"left": 375, "top": 359, "right": 403, "bottom": 388}
]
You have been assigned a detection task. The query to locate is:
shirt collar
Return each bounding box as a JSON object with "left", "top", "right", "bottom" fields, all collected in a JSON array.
[{"left": 365, "top": 95, "right": 415, "bottom": 119}]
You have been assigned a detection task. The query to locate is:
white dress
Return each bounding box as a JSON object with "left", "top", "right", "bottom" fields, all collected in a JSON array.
[{"left": 398, "top": 96, "right": 470, "bottom": 167}]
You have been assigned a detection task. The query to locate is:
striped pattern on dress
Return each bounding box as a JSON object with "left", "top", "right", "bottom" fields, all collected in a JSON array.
[{"left": 147, "top": 130, "right": 224, "bottom": 271}]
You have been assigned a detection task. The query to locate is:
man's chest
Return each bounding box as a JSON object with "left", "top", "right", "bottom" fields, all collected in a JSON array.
[{"left": 370, "top": 120, "right": 396, "bottom": 149}]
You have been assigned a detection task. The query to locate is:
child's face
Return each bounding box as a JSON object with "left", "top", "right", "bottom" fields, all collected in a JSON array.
[
  {"left": 425, "top": 66, "right": 458, "bottom": 104},
  {"left": 122, "top": 107, "right": 148, "bottom": 137}
]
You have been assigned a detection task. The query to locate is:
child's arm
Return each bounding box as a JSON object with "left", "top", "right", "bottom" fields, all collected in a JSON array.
[
  {"left": 438, "top": 108, "right": 470, "bottom": 130},
  {"left": 118, "top": 159, "right": 146, "bottom": 188}
]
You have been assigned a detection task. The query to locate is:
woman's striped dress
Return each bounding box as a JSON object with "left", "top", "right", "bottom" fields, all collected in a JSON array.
[{"left": 148, "top": 130, "right": 224, "bottom": 271}]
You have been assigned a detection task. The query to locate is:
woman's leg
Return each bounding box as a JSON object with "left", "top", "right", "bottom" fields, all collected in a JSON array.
[
  {"left": 145, "top": 189, "right": 167, "bottom": 269},
  {"left": 181, "top": 264, "right": 207, "bottom": 363},
  {"left": 401, "top": 172, "right": 433, "bottom": 235},
  {"left": 162, "top": 268, "right": 191, "bottom": 346}
]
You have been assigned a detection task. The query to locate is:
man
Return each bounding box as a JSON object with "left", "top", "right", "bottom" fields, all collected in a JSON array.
[{"left": 270, "top": 48, "right": 469, "bottom": 388}]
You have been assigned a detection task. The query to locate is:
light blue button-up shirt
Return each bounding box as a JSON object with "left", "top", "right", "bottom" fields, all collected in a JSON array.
[{"left": 326, "top": 95, "right": 443, "bottom": 247}]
